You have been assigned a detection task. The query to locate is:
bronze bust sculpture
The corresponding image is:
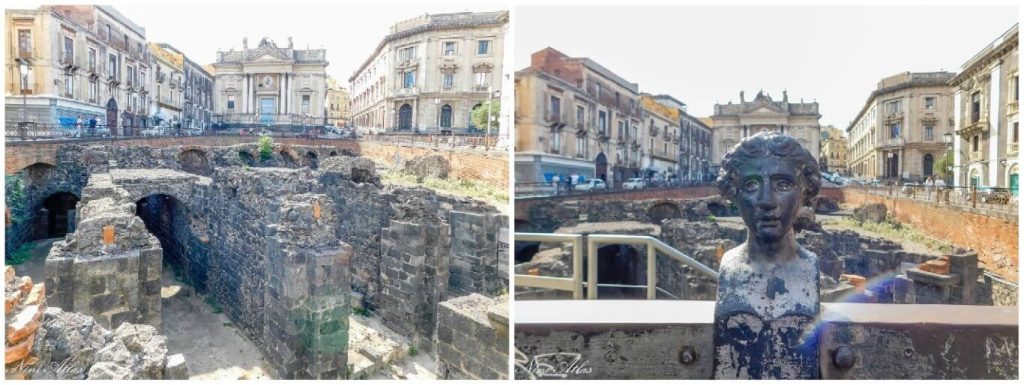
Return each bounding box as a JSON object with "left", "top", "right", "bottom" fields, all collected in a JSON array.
[{"left": 712, "top": 131, "right": 821, "bottom": 379}]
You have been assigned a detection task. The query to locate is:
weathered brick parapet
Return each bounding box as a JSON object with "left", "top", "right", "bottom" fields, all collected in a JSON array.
[{"left": 436, "top": 294, "right": 509, "bottom": 379}]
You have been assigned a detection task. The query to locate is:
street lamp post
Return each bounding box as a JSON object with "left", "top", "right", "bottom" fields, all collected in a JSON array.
[{"left": 17, "top": 59, "right": 32, "bottom": 140}]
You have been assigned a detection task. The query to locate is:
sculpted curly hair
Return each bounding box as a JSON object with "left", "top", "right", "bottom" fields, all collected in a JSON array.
[{"left": 715, "top": 131, "right": 821, "bottom": 205}]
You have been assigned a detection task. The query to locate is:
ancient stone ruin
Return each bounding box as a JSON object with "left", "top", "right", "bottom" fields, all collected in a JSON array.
[{"left": 7, "top": 142, "right": 509, "bottom": 379}]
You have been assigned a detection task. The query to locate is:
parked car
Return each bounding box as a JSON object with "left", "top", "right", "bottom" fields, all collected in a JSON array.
[
  {"left": 623, "top": 178, "right": 646, "bottom": 190},
  {"left": 576, "top": 179, "right": 607, "bottom": 192}
]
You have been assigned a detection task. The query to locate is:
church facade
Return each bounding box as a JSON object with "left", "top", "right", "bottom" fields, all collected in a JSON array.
[
  {"left": 710, "top": 90, "right": 822, "bottom": 174},
  {"left": 211, "top": 37, "right": 327, "bottom": 131}
]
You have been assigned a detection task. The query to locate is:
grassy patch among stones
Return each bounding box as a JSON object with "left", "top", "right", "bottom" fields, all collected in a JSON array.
[
  {"left": 379, "top": 169, "right": 508, "bottom": 208},
  {"left": 823, "top": 216, "right": 955, "bottom": 254},
  {"left": 5, "top": 241, "right": 36, "bottom": 265}
]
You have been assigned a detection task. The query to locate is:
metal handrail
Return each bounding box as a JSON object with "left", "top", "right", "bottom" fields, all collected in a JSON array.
[
  {"left": 515, "top": 232, "right": 718, "bottom": 300},
  {"left": 513, "top": 233, "right": 583, "bottom": 299}
]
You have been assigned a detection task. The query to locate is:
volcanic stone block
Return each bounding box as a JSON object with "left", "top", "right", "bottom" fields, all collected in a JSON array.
[{"left": 436, "top": 294, "right": 509, "bottom": 380}]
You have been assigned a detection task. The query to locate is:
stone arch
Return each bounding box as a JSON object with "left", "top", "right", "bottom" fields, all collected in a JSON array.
[
  {"left": 21, "top": 162, "right": 57, "bottom": 187},
  {"left": 279, "top": 148, "right": 298, "bottom": 167},
  {"left": 135, "top": 193, "right": 207, "bottom": 291},
  {"left": 178, "top": 148, "right": 213, "bottom": 176},
  {"left": 38, "top": 191, "right": 80, "bottom": 239},
  {"left": 237, "top": 150, "right": 256, "bottom": 166},
  {"left": 329, "top": 150, "right": 338, "bottom": 157},
  {"left": 305, "top": 151, "right": 319, "bottom": 170},
  {"left": 1008, "top": 163, "right": 1018, "bottom": 194},
  {"left": 648, "top": 202, "right": 681, "bottom": 224},
  {"left": 706, "top": 201, "right": 730, "bottom": 217}
]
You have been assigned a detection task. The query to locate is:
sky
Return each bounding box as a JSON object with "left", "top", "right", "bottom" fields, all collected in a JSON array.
[
  {"left": 515, "top": 5, "right": 1018, "bottom": 132},
  {"left": 106, "top": 2, "right": 507, "bottom": 83}
]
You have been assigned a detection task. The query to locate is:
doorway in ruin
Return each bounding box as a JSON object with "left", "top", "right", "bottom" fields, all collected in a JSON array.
[
  {"left": 305, "top": 151, "right": 318, "bottom": 170},
  {"left": 648, "top": 202, "right": 681, "bottom": 224},
  {"left": 238, "top": 150, "right": 256, "bottom": 167},
  {"left": 586, "top": 244, "right": 647, "bottom": 299},
  {"left": 38, "top": 192, "right": 80, "bottom": 239},
  {"left": 135, "top": 194, "right": 206, "bottom": 290},
  {"left": 179, "top": 149, "right": 213, "bottom": 176}
]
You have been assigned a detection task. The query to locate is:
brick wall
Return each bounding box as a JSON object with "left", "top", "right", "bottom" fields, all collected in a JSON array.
[
  {"left": 515, "top": 186, "right": 719, "bottom": 222},
  {"left": 359, "top": 142, "right": 508, "bottom": 188},
  {"left": 841, "top": 189, "right": 1018, "bottom": 281}
]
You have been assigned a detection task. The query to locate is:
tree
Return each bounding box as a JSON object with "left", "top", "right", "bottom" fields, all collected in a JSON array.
[
  {"left": 471, "top": 100, "right": 500, "bottom": 132},
  {"left": 258, "top": 135, "right": 274, "bottom": 161},
  {"left": 935, "top": 150, "right": 954, "bottom": 181}
]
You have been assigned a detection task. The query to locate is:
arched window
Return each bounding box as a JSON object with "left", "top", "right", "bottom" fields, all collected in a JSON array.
[
  {"left": 923, "top": 154, "right": 934, "bottom": 176},
  {"left": 440, "top": 104, "right": 453, "bottom": 128}
]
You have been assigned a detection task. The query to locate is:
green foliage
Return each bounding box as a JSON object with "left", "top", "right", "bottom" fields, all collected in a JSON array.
[
  {"left": 6, "top": 241, "right": 36, "bottom": 265},
  {"left": 833, "top": 216, "right": 953, "bottom": 254},
  {"left": 353, "top": 307, "right": 371, "bottom": 317},
  {"left": 345, "top": 364, "right": 354, "bottom": 379},
  {"left": 707, "top": 214, "right": 716, "bottom": 222},
  {"left": 5, "top": 174, "right": 27, "bottom": 223},
  {"left": 258, "top": 135, "right": 274, "bottom": 161},
  {"left": 407, "top": 345, "right": 418, "bottom": 357},
  {"left": 471, "top": 100, "right": 500, "bottom": 132},
  {"left": 379, "top": 169, "right": 508, "bottom": 207},
  {"left": 935, "top": 150, "right": 954, "bottom": 181},
  {"left": 204, "top": 294, "right": 223, "bottom": 314}
]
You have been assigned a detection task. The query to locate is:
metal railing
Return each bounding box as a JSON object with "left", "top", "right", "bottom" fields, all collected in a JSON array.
[
  {"left": 514, "top": 232, "right": 718, "bottom": 300},
  {"left": 365, "top": 132, "right": 500, "bottom": 150},
  {"left": 513, "top": 179, "right": 716, "bottom": 198},
  {"left": 852, "top": 184, "right": 1018, "bottom": 214}
]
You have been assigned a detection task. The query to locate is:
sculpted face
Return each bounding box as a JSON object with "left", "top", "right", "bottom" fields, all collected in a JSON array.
[{"left": 735, "top": 157, "right": 804, "bottom": 244}]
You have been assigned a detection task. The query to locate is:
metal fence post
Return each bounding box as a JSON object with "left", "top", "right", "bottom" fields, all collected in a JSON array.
[
  {"left": 647, "top": 243, "right": 657, "bottom": 300},
  {"left": 587, "top": 237, "right": 597, "bottom": 300}
]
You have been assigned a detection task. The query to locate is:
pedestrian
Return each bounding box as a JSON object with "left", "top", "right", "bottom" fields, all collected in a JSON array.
[
  {"left": 569, "top": 172, "right": 578, "bottom": 193},
  {"left": 551, "top": 174, "right": 562, "bottom": 195},
  {"left": 88, "top": 116, "right": 97, "bottom": 136},
  {"left": 75, "top": 115, "right": 84, "bottom": 138}
]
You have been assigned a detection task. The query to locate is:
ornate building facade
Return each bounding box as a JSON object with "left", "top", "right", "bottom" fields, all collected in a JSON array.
[
  {"left": 710, "top": 90, "right": 821, "bottom": 175},
  {"left": 641, "top": 94, "right": 680, "bottom": 179},
  {"left": 148, "top": 42, "right": 182, "bottom": 129},
  {"left": 211, "top": 37, "right": 328, "bottom": 130},
  {"left": 820, "top": 125, "right": 848, "bottom": 174},
  {"left": 949, "top": 24, "right": 1019, "bottom": 191},
  {"left": 326, "top": 76, "right": 348, "bottom": 127},
  {"left": 6, "top": 5, "right": 155, "bottom": 135},
  {"left": 348, "top": 11, "right": 508, "bottom": 134},
  {"left": 680, "top": 114, "right": 712, "bottom": 181},
  {"left": 515, "top": 47, "right": 647, "bottom": 188},
  {"left": 158, "top": 43, "right": 213, "bottom": 131},
  {"left": 846, "top": 72, "right": 954, "bottom": 181}
]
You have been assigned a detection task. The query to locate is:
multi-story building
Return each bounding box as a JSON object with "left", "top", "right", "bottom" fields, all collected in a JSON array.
[
  {"left": 326, "top": 76, "right": 348, "bottom": 127},
  {"left": 641, "top": 94, "right": 680, "bottom": 179},
  {"left": 710, "top": 90, "right": 821, "bottom": 175},
  {"left": 6, "top": 5, "right": 155, "bottom": 135},
  {"left": 846, "top": 71, "right": 954, "bottom": 181},
  {"left": 210, "top": 36, "right": 328, "bottom": 131},
  {"left": 681, "top": 114, "right": 712, "bottom": 181},
  {"left": 949, "top": 24, "right": 1019, "bottom": 191},
  {"left": 158, "top": 43, "right": 213, "bottom": 131},
  {"left": 819, "top": 125, "right": 848, "bottom": 174},
  {"left": 149, "top": 42, "right": 183, "bottom": 130},
  {"left": 348, "top": 11, "right": 508, "bottom": 134},
  {"left": 514, "top": 47, "right": 645, "bottom": 188}
]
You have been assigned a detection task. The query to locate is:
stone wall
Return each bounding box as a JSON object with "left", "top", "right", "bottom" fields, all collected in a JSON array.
[
  {"left": 449, "top": 212, "right": 509, "bottom": 297},
  {"left": 436, "top": 294, "right": 509, "bottom": 380},
  {"left": 44, "top": 196, "right": 163, "bottom": 329},
  {"left": 378, "top": 219, "right": 450, "bottom": 352},
  {"left": 841, "top": 188, "right": 1018, "bottom": 281}
]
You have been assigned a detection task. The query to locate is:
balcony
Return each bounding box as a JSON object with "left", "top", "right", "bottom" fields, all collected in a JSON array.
[
  {"left": 970, "top": 150, "right": 983, "bottom": 161},
  {"left": 883, "top": 111, "right": 904, "bottom": 123},
  {"left": 473, "top": 85, "right": 490, "bottom": 92},
  {"left": 958, "top": 118, "right": 989, "bottom": 137},
  {"left": 880, "top": 137, "right": 905, "bottom": 148},
  {"left": 396, "top": 87, "right": 419, "bottom": 96}
]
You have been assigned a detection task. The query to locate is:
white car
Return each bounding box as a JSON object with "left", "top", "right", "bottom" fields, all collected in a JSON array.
[
  {"left": 623, "top": 178, "right": 646, "bottom": 190},
  {"left": 576, "top": 179, "right": 607, "bottom": 192}
]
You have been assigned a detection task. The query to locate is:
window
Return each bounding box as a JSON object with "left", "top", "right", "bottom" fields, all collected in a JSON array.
[
  {"left": 440, "top": 104, "right": 453, "bottom": 128},
  {"left": 474, "top": 72, "right": 488, "bottom": 87},
  {"left": 598, "top": 111, "right": 607, "bottom": 134},
  {"left": 972, "top": 135, "right": 979, "bottom": 152},
  {"left": 302, "top": 95, "right": 311, "bottom": 113},
  {"left": 403, "top": 70, "right": 415, "bottom": 88},
  {"left": 89, "top": 80, "right": 97, "bottom": 102},
  {"left": 650, "top": 137, "right": 654, "bottom": 151},
  {"left": 595, "top": 83, "right": 602, "bottom": 98},
  {"left": 576, "top": 106, "right": 585, "bottom": 127},
  {"left": 399, "top": 46, "right": 416, "bottom": 62},
  {"left": 576, "top": 135, "right": 587, "bottom": 158},
  {"left": 140, "top": 71, "right": 144, "bottom": 89},
  {"left": 227, "top": 95, "right": 235, "bottom": 110},
  {"left": 127, "top": 65, "right": 134, "bottom": 86},
  {"left": 925, "top": 96, "right": 935, "bottom": 110},
  {"left": 1014, "top": 75, "right": 1020, "bottom": 102},
  {"left": 1014, "top": 122, "right": 1019, "bottom": 143},
  {"left": 63, "top": 36, "right": 73, "bottom": 64},
  {"left": 442, "top": 73, "right": 453, "bottom": 89},
  {"left": 88, "top": 48, "right": 96, "bottom": 71},
  {"left": 889, "top": 122, "right": 900, "bottom": 139},
  {"left": 17, "top": 29, "right": 31, "bottom": 58},
  {"left": 664, "top": 142, "right": 668, "bottom": 156},
  {"left": 108, "top": 53, "right": 118, "bottom": 79},
  {"left": 971, "top": 92, "right": 981, "bottom": 123},
  {"left": 63, "top": 72, "right": 74, "bottom": 97},
  {"left": 549, "top": 96, "right": 561, "bottom": 120},
  {"left": 925, "top": 125, "right": 933, "bottom": 140},
  {"left": 106, "top": 24, "right": 111, "bottom": 40},
  {"left": 443, "top": 42, "right": 456, "bottom": 56},
  {"left": 886, "top": 100, "right": 902, "bottom": 114},
  {"left": 477, "top": 40, "right": 490, "bottom": 55}
]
